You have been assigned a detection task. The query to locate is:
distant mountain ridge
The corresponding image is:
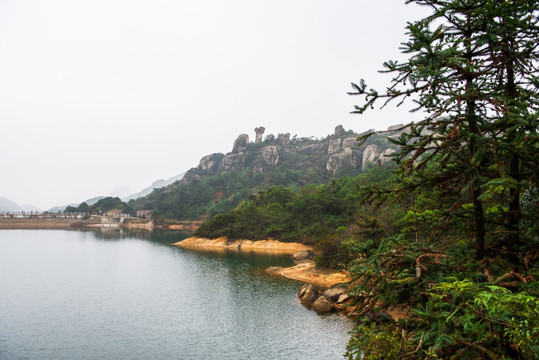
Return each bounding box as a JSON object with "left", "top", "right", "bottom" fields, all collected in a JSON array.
[
  {"left": 47, "top": 172, "right": 186, "bottom": 212},
  {"left": 122, "top": 172, "right": 186, "bottom": 202},
  {"left": 0, "top": 197, "right": 42, "bottom": 212}
]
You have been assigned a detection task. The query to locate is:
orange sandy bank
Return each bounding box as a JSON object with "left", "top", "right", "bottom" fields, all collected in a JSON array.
[
  {"left": 267, "top": 262, "right": 351, "bottom": 289},
  {"left": 173, "top": 237, "right": 350, "bottom": 288},
  {"left": 172, "top": 236, "right": 311, "bottom": 254}
]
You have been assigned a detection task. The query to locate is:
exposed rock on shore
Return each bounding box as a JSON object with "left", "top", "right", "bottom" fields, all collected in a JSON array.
[
  {"left": 297, "top": 283, "right": 353, "bottom": 314},
  {"left": 266, "top": 261, "right": 350, "bottom": 288},
  {"left": 173, "top": 236, "right": 311, "bottom": 254},
  {"left": 174, "top": 237, "right": 350, "bottom": 288}
]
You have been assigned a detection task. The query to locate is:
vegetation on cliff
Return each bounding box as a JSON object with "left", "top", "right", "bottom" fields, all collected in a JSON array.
[{"left": 127, "top": 128, "right": 400, "bottom": 221}]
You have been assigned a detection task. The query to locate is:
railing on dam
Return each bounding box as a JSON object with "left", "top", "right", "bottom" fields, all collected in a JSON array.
[{"left": 0, "top": 212, "right": 89, "bottom": 219}]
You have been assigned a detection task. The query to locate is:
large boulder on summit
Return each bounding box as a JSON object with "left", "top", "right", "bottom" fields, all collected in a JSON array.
[
  {"left": 232, "top": 134, "right": 249, "bottom": 153},
  {"left": 335, "top": 125, "right": 345, "bottom": 136},
  {"left": 277, "top": 133, "right": 290, "bottom": 145},
  {"left": 255, "top": 127, "right": 265, "bottom": 143}
]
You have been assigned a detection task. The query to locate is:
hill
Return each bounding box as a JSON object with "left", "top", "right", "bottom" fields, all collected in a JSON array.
[
  {"left": 128, "top": 125, "right": 402, "bottom": 221},
  {"left": 0, "top": 197, "right": 22, "bottom": 212},
  {"left": 122, "top": 172, "right": 186, "bottom": 201},
  {"left": 0, "top": 197, "right": 41, "bottom": 213}
]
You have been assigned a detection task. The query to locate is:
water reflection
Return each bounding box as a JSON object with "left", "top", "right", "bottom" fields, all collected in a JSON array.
[{"left": 78, "top": 228, "right": 191, "bottom": 244}]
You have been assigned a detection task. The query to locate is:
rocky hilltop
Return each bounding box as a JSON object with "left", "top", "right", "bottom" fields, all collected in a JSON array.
[
  {"left": 129, "top": 124, "right": 401, "bottom": 221},
  {"left": 180, "top": 124, "right": 400, "bottom": 185}
]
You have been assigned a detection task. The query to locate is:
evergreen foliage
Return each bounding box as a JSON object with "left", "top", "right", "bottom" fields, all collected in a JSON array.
[{"left": 345, "top": 1, "right": 539, "bottom": 358}]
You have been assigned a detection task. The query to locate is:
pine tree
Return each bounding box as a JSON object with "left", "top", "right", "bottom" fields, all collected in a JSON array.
[{"left": 350, "top": 0, "right": 539, "bottom": 261}]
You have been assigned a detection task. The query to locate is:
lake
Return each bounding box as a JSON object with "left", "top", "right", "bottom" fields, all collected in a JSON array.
[{"left": 0, "top": 229, "right": 353, "bottom": 359}]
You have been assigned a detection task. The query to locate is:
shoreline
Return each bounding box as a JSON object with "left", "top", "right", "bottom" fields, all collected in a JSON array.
[
  {"left": 173, "top": 236, "right": 350, "bottom": 288},
  {"left": 173, "top": 236, "right": 311, "bottom": 254}
]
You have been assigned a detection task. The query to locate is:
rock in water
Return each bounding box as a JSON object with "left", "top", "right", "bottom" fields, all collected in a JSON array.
[
  {"left": 336, "top": 293, "right": 351, "bottom": 304},
  {"left": 311, "top": 296, "right": 335, "bottom": 313},
  {"left": 298, "top": 284, "right": 319, "bottom": 305},
  {"left": 323, "top": 287, "right": 346, "bottom": 302},
  {"left": 293, "top": 249, "right": 314, "bottom": 263}
]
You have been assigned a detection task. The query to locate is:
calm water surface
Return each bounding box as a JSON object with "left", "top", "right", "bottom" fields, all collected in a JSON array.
[{"left": 0, "top": 230, "right": 353, "bottom": 359}]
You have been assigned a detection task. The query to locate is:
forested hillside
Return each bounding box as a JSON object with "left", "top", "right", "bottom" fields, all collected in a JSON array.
[{"left": 127, "top": 125, "right": 401, "bottom": 221}]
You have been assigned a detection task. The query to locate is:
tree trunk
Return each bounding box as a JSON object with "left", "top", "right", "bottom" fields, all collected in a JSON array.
[{"left": 503, "top": 33, "right": 521, "bottom": 263}]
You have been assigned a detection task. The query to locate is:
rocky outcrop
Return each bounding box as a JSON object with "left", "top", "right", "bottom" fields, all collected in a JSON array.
[
  {"left": 378, "top": 148, "right": 396, "bottom": 165},
  {"left": 175, "top": 126, "right": 399, "bottom": 187},
  {"left": 362, "top": 144, "right": 380, "bottom": 170},
  {"left": 326, "top": 148, "right": 359, "bottom": 175},
  {"left": 252, "top": 146, "right": 279, "bottom": 173},
  {"left": 259, "top": 146, "right": 279, "bottom": 166},
  {"left": 232, "top": 134, "right": 249, "bottom": 153},
  {"left": 298, "top": 143, "right": 326, "bottom": 155},
  {"left": 297, "top": 283, "right": 348, "bottom": 313},
  {"left": 223, "top": 153, "right": 244, "bottom": 171},
  {"left": 268, "top": 260, "right": 350, "bottom": 288},
  {"left": 174, "top": 237, "right": 312, "bottom": 254},
  {"left": 342, "top": 137, "right": 357, "bottom": 149},
  {"left": 277, "top": 133, "right": 290, "bottom": 145},
  {"left": 387, "top": 124, "right": 405, "bottom": 132},
  {"left": 327, "top": 138, "right": 342, "bottom": 154},
  {"left": 255, "top": 127, "right": 265, "bottom": 143},
  {"left": 198, "top": 153, "right": 223, "bottom": 171}
]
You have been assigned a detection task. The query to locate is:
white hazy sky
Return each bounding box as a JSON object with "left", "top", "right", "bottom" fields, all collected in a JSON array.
[{"left": 0, "top": 0, "right": 428, "bottom": 210}]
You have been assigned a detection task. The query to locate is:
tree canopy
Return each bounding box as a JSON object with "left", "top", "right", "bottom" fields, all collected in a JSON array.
[{"left": 346, "top": 1, "right": 538, "bottom": 358}]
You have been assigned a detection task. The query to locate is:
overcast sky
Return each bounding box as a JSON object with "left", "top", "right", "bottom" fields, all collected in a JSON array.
[{"left": 0, "top": 0, "right": 429, "bottom": 210}]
